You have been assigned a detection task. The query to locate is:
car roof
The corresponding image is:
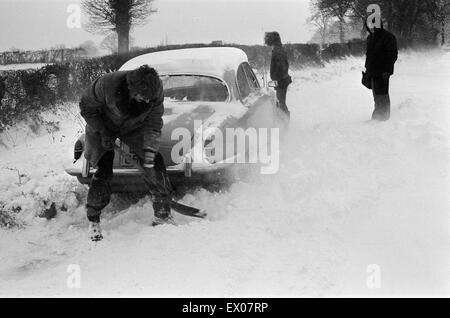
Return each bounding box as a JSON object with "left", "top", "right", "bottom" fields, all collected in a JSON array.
[{"left": 119, "top": 47, "right": 248, "bottom": 80}]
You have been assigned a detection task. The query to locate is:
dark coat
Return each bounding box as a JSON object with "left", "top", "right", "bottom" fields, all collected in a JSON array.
[
  {"left": 365, "top": 28, "right": 398, "bottom": 77},
  {"left": 79, "top": 71, "right": 164, "bottom": 165},
  {"left": 270, "top": 44, "right": 290, "bottom": 86}
]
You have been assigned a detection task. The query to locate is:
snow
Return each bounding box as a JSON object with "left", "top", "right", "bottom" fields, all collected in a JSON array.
[
  {"left": 0, "top": 63, "right": 50, "bottom": 71},
  {"left": 119, "top": 47, "right": 248, "bottom": 78},
  {"left": 163, "top": 100, "right": 248, "bottom": 126},
  {"left": 0, "top": 50, "right": 449, "bottom": 297}
]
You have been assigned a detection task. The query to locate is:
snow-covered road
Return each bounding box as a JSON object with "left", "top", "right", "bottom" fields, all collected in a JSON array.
[{"left": 0, "top": 50, "right": 449, "bottom": 297}]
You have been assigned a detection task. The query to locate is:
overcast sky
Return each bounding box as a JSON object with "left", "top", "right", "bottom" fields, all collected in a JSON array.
[{"left": 0, "top": 0, "right": 314, "bottom": 51}]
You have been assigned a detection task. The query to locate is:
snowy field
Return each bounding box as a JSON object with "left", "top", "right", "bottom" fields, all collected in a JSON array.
[{"left": 0, "top": 50, "right": 449, "bottom": 297}]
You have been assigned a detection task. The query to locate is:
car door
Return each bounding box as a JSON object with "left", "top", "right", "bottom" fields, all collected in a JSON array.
[
  {"left": 237, "top": 62, "right": 277, "bottom": 127},
  {"left": 227, "top": 62, "right": 278, "bottom": 163}
]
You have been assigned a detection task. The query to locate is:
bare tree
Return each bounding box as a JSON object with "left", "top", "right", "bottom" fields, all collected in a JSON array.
[
  {"left": 422, "top": 0, "right": 450, "bottom": 45},
  {"left": 82, "top": 0, "right": 157, "bottom": 55},
  {"left": 316, "top": 0, "right": 353, "bottom": 43},
  {"left": 311, "top": 0, "right": 450, "bottom": 44},
  {"left": 308, "top": 1, "right": 333, "bottom": 45},
  {"left": 350, "top": 0, "right": 450, "bottom": 42}
]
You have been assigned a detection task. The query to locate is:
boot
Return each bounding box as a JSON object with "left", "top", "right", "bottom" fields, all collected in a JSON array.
[
  {"left": 372, "top": 94, "right": 391, "bottom": 121},
  {"left": 151, "top": 198, "right": 175, "bottom": 226},
  {"left": 86, "top": 206, "right": 103, "bottom": 241},
  {"left": 89, "top": 221, "right": 103, "bottom": 241},
  {"left": 151, "top": 215, "right": 175, "bottom": 226}
]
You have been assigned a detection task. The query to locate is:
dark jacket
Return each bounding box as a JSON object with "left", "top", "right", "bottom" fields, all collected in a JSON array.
[
  {"left": 270, "top": 44, "right": 290, "bottom": 85},
  {"left": 365, "top": 28, "right": 398, "bottom": 77},
  {"left": 79, "top": 71, "right": 164, "bottom": 152}
]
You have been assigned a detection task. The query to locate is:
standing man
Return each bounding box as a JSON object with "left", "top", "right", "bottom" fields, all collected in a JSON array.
[
  {"left": 79, "top": 65, "right": 173, "bottom": 241},
  {"left": 365, "top": 20, "right": 398, "bottom": 121},
  {"left": 265, "top": 31, "right": 292, "bottom": 120}
]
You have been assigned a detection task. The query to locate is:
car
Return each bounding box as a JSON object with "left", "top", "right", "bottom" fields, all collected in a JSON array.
[{"left": 65, "top": 47, "right": 283, "bottom": 192}]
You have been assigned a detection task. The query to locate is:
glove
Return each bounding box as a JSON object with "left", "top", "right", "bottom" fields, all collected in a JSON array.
[
  {"left": 143, "top": 149, "right": 156, "bottom": 168},
  {"left": 101, "top": 134, "right": 115, "bottom": 151}
]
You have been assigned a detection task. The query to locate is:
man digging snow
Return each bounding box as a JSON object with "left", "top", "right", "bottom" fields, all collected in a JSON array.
[{"left": 79, "top": 65, "right": 173, "bottom": 241}]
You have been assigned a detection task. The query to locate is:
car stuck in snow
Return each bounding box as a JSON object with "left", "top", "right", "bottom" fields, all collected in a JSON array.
[{"left": 65, "top": 47, "right": 284, "bottom": 192}]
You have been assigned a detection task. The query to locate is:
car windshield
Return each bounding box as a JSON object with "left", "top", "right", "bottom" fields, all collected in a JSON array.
[{"left": 161, "top": 75, "right": 228, "bottom": 102}]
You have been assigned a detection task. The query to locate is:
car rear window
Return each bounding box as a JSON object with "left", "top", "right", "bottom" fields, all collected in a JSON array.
[{"left": 161, "top": 75, "right": 228, "bottom": 102}]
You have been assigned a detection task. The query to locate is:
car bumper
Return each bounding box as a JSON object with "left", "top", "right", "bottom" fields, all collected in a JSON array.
[{"left": 65, "top": 162, "right": 241, "bottom": 192}]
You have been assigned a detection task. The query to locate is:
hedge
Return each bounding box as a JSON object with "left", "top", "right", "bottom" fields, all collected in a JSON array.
[
  {"left": 0, "top": 48, "right": 87, "bottom": 65},
  {"left": 0, "top": 40, "right": 367, "bottom": 131}
]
